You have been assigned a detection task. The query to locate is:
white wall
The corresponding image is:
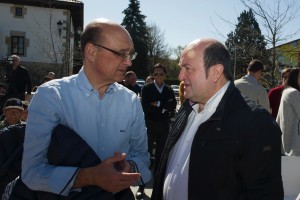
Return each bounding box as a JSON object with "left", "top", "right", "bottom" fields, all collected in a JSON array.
[{"left": 0, "top": 3, "right": 69, "bottom": 64}]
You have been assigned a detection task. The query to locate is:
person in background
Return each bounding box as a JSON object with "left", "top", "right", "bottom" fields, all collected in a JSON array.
[
  {"left": 43, "top": 76, "right": 52, "bottom": 83},
  {"left": 268, "top": 68, "right": 292, "bottom": 118},
  {"left": 21, "top": 18, "right": 151, "bottom": 199},
  {"left": 140, "top": 63, "right": 176, "bottom": 198},
  {"left": 5, "top": 55, "right": 32, "bottom": 101},
  {"left": 21, "top": 101, "right": 29, "bottom": 122},
  {"left": 0, "top": 122, "right": 26, "bottom": 198},
  {"left": 276, "top": 68, "right": 300, "bottom": 156},
  {"left": 31, "top": 75, "right": 53, "bottom": 94},
  {"left": 0, "top": 83, "right": 7, "bottom": 95},
  {"left": 0, "top": 83, "right": 8, "bottom": 118},
  {"left": 141, "top": 63, "right": 177, "bottom": 173},
  {"left": 151, "top": 38, "right": 283, "bottom": 200},
  {"left": 47, "top": 72, "right": 55, "bottom": 80},
  {"left": 120, "top": 71, "right": 141, "bottom": 96},
  {"left": 178, "top": 81, "right": 185, "bottom": 105},
  {"left": 145, "top": 76, "right": 154, "bottom": 84},
  {"left": 0, "top": 98, "right": 25, "bottom": 129},
  {"left": 234, "top": 59, "right": 270, "bottom": 111}
]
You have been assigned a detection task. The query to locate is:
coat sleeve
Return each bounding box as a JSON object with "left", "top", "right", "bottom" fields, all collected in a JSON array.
[{"left": 238, "top": 110, "right": 283, "bottom": 199}]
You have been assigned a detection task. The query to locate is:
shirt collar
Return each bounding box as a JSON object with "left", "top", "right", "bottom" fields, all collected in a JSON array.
[
  {"left": 76, "top": 67, "right": 117, "bottom": 98},
  {"left": 192, "top": 81, "right": 230, "bottom": 113},
  {"left": 154, "top": 80, "right": 164, "bottom": 88},
  {"left": 246, "top": 74, "right": 257, "bottom": 83}
]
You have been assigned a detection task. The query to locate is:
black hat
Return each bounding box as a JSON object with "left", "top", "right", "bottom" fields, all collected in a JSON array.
[{"left": 4, "top": 98, "right": 24, "bottom": 110}]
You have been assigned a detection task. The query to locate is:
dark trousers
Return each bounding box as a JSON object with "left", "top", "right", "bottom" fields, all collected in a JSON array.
[{"left": 146, "top": 119, "right": 170, "bottom": 176}]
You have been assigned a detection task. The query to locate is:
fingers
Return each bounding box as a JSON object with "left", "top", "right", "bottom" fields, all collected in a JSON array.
[
  {"left": 113, "top": 152, "right": 127, "bottom": 171},
  {"left": 111, "top": 152, "right": 126, "bottom": 162},
  {"left": 111, "top": 172, "right": 140, "bottom": 192},
  {"left": 118, "top": 172, "right": 140, "bottom": 182},
  {"left": 91, "top": 153, "right": 140, "bottom": 192}
]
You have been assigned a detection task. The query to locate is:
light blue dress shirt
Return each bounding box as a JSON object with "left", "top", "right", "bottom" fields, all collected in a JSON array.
[{"left": 21, "top": 68, "right": 151, "bottom": 195}]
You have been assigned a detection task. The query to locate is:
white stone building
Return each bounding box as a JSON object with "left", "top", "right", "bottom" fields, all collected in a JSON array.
[{"left": 0, "top": 0, "right": 83, "bottom": 86}]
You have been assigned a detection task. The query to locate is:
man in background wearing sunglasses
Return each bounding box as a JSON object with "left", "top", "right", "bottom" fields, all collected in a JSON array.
[{"left": 139, "top": 63, "right": 176, "bottom": 198}]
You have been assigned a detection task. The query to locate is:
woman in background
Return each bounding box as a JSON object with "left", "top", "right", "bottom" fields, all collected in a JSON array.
[{"left": 276, "top": 68, "right": 300, "bottom": 156}]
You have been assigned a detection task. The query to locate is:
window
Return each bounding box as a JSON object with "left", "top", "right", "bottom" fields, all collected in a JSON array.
[
  {"left": 11, "top": 36, "right": 24, "bottom": 55},
  {"left": 15, "top": 7, "right": 23, "bottom": 17}
]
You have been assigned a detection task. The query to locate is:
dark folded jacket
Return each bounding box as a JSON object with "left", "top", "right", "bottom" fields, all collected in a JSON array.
[{"left": 10, "top": 124, "right": 132, "bottom": 200}]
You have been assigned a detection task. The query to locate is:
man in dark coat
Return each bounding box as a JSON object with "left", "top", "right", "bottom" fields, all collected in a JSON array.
[
  {"left": 141, "top": 63, "right": 177, "bottom": 173},
  {"left": 6, "top": 55, "right": 32, "bottom": 101},
  {"left": 151, "top": 38, "right": 283, "bottom": 200},
  {"left": 140, "top": 63, "right": 176, "bottom": 198}
]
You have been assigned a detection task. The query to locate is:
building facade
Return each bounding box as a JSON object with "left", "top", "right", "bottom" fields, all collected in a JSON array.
[
  {"left": 0, "top": 0, "right": 83, "bottom": 86},
  {"left": 276, "top": 39, "right": 300, "bottom": 69}
]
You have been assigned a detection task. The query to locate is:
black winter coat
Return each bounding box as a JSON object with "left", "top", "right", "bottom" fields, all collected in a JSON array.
[
  {"left": 0, "top": 124, "right": 26, "bottom": 195},
  {"left": 152, "top": 82, "right": 283, "bottom": 200},
  {"left": 8, "top": 125, "right": 132, "bottom": 200},
  {"left": 141, "top": 83, "right": 177, "bottom": 122}
]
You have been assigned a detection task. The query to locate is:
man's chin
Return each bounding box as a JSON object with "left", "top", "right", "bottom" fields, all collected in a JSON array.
[{"left": 116, "top": 74, "right": 125, "bottom": 82}]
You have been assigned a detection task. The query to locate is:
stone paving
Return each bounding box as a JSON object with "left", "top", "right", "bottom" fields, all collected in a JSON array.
[{"left": 130, "top": 167, "right": 154, "bottom": 200}]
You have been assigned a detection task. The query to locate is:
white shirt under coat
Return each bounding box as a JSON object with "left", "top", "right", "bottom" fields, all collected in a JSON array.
[{"left": 163, "top": 81, "right": 230, "bottom": 200}]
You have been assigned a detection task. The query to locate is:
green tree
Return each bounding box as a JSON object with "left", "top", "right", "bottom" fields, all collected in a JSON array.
[
  {"left": 166, "top": 45, "right": 184, "bottom": 79},
  {"left": 225, "top": 9, "right": 270, "bottom": 83},
  {"left": 122, "top": 0, "right": 149, "bottom": 78},
  {"left": 240, "top": 0, "right": 300, "bottom": 86}
]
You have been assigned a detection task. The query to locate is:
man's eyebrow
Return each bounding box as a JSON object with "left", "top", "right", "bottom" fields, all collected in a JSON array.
[{"left": 180, "top": 63, "right": 191, "bottom": 68}]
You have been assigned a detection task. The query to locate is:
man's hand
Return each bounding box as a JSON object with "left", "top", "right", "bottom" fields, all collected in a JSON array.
[
  {"left": 73, "top": 152, "right": 140, "bottom": 192},
  {"left": 113, "top": 152, "right": 132, "bottom": 172}
]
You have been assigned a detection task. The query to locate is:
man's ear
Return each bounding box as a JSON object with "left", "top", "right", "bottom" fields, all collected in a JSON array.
[
  {"left": 85, "top": 43, "right": 97, "bottom": 63},
  {"left": 210, "top": 64, "right": 224, "bottom": 82}
]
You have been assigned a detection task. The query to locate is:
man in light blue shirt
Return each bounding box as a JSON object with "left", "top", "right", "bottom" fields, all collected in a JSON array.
[{"left": 21, "top": 18, "right": 151, "bottom": 197}]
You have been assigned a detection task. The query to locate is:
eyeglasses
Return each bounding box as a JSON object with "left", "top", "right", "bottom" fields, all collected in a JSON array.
[
  {"left": 93, "top": 43, "right": 137, "bottom": 61},
  {"left": 153, "top": 72, "right": 164, "bottom": 76}
]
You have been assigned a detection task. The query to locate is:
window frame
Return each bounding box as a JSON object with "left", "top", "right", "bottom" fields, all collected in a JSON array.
[
  {"left": 11, "top": 36, "right": 25, "bottom": 55},
  {"left": 15, "top": 7, "right": 23, "bottom": 17}
]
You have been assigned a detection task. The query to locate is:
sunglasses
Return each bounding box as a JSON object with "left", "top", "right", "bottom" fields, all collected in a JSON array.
[{"left": 153, "top": 72, "right": 164, "bottom": 76}]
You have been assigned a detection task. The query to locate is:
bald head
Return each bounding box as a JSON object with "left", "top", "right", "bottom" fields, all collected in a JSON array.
[
  {"left": 181, "top": 38, "right": 232, "bottom": 80},
  {"left": 80, "top": 18, "right": 133, "bottom": 60},
  {"left": 185, "top": 38, "right": 218, "bottom": 50}
]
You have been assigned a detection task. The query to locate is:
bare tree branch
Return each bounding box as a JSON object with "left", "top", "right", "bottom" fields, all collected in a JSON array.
[{"left": 240, "top": 0, "right": 300, "bottom": 85}]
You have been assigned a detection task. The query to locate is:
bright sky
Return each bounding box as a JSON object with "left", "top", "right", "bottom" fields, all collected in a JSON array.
[{"left": 82, "top": 0, "right": 300, "bottom": 49}]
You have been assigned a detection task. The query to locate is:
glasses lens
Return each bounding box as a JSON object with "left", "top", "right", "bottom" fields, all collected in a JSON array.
[{"left": 130, "top": 52, "right": 138, "bottom": 60}]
